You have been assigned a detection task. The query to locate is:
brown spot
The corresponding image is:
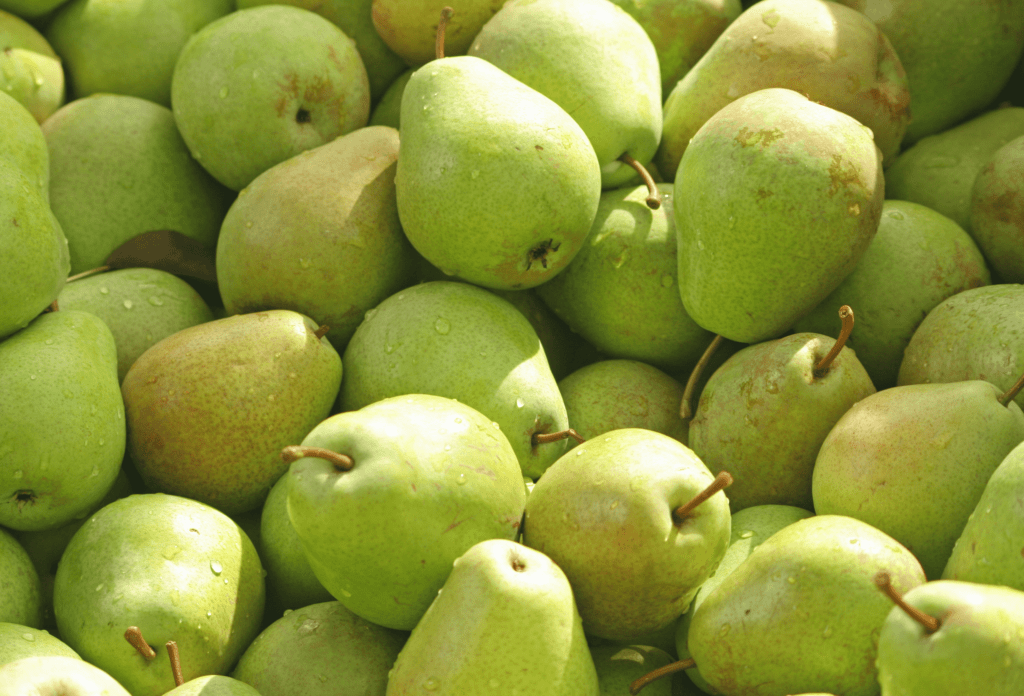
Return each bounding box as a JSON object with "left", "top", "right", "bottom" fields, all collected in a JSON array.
[
  {"left": 11, "top": 218, "right": 18, "bottom": 226},
  {"left": 735, "top": 127, "right": 784, "bottom": 148},
  {"left": 535, "top": 145, "right": 543, "bottom": 151},
  {"left": 827, "top": 154, "right": 863, "bottom": 196},
  {"left": 755, "top": 189, "right": 774, "bottom": 201}
]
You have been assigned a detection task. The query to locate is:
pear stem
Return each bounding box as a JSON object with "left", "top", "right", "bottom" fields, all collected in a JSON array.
[
  {"left": 680, "top": 334, "right": 724, "bottom": 419},
  {"left": 66, "top": 265, "right": 111, "bottom": 283},
  {"left": 629, "top": 658, "right": 697, "bottom": 695},
  {"left": 874, "top": 571, "right": 939, "bottom": 634},
  {"left": 620, "top": 153, "right": 661, "bottom": 209},
  {"left": 166, "top": 641, "right": 184, "bottom": 687},
  {"left": 998, "top": 371, "right": 1024, "bottom": 406},
  {"left": 280, "top": 445, "right": 354, "bottom": 471},
  {"left": 314, "top": 324, "right": 330, "bottom": 340},
  {"left": 436, "top": 7, "right": 454, "bottom": 60},
  {"left": 813, "top": 305, "right": 854, "bottom": 378},
  {"left": 124, "top": 626, "right": 156, "bottom": 660},
  {"left": 532, "top": 428, "right": 586, "bottom": 447},
  {"left": 673, "top": 471, "right": 733, "bottom": 523}
]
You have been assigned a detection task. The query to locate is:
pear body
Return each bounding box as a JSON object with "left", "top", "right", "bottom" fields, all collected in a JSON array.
[
  {"left": 0, "top": 530, "right": 41, "bottom": 628},
  {"left": 385, "top": 539, "right": 600, "bottom": 696},
  {"left": 395, "top": 56, "right": 601, "bottom": 290},
  {"left": 0, "top": 89, "right": 49, "bottom": 198},
  {"left": 0, "top": 623, "right": 78, "bottom": 665},
  {"left": 970, "top": 135, "right": 1024, "bottom": 283}
]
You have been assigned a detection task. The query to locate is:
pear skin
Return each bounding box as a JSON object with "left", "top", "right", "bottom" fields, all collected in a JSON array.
[{"left": 970, "top": 135, "right": 1024, "bottom": 283}]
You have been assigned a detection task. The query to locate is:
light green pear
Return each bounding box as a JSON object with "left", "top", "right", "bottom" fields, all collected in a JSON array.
[
  {"left": 0, "top": 623, "right": 78, "bottom": 665},
  {"left": 371, "top": 0, "right": 503, "bottom": 66},
  {"left": 970, "top": 135, "right": 1024, "bottom": 283},
  {"left": 469, "top": 0, "right": 662, "bottom": 188},
  {"left": 0, "top": 88, "right": 48, "bottom": 197},
  {"left": 0, "top": 530, "right": 41, "bottom": 628},
  {"left": 165, "top": 676, "right": 261, "bottom": 696},
  {"left": 0, "top": 9, "right": 63, "bottom": 122},
  {"left": 0, "top": 656, "right": 129, "bottom": 696},
  {"left": 385, "top": 539, "right": 600, "bottom": 696}
]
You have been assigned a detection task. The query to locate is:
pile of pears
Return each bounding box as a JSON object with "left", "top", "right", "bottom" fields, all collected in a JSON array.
[{"left": 2, "top": 0, "right": 1024, "bottom": 694}]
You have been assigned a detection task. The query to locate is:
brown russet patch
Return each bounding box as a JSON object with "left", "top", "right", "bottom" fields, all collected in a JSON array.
[
  {"left": 735, "top": 127, "right": 785, "bottom": 149},
  {"left": 828, "top": 154, "right": 863, "bottom": 196}
]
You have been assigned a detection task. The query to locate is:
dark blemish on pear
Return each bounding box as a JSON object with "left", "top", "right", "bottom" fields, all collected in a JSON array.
[
  {"left": 526, "top": 239, "right": 560, "bottom": 270},
  {"left": 755, "top": 189, "right": 773, "bottom": 201},
  {"left": 296, "top": 108, "right": 311, "bottom": 124},
  {"left": 535, "top": 145, "right": 544, "bottom": 151},
  {"left": 11, "top": 218, "right": 17, "bottom": 226},
  {"left": 13, "top": 490, "right": 36, "bottom": 509},
  {"left": 827, "top": 155, "right": 863, "bottom": 196},
  {"left": 734, "top": 127, "right": 784, "bottom": 148}
]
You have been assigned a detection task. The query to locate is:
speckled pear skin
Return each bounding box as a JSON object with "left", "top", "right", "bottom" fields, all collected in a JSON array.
[
  {"left": 385, "top": 539, "right": 600, "bottom": 696},
  {"left": 655, "top": 0, "right": 909, "bottom": 179},
  {"left": 812, "top": 382, "right": 1024, "bottom": 579},
  {"left": 876, "top": 582, "right": 1024, "bottom": 696},
  {"left": 897, "top": 285, "right": 1024, "bottom": 409},
  {"left": 121, "top": 310, "right": 342, "bottom": 515},
  {"left": 0, "top": 90, "right": 49, "bottom": 198},
  {"left": 794, "top": 200, "right": 990, "bottom": 390},
  {"left": 943, "top": 441, "right": 1024, "bottom": 590},
  {"left": 970, "top": 135, "right": 1024, "bottom": 283},
  {"left": 0, "top": 530, "right": 41, "bottom": 629},
  {"left": 674, "top": 88, "right": 884, "bottom": 344},
  {"left": 339, "top": 281, "right": 570, "bottom": 479},
  {"left": 395, "top": 56, "right": 601, "bottom": 290},
  {"left": 689, "top": 515, "right": 926, "bottom": 696}
]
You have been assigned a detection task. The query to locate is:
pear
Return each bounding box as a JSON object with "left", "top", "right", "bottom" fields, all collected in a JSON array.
[
  {"left": 468, "top": 0, "right": 662, "bottom": 189},
  {"left": 812, "top": 380, "right": 1024, "bottom": 578},
  {"left": 591, "top": 645, "right": 675, "bottom": 696},
  {"left": 121, "top": 310, "right": 342, "bottom": 515},
  {"left": 687, "top": 515, "right": 926, "bottom": 696},
  {"left": 0, "top": 656, "right": 130, "bottom": 696},
  {"left": 942, "top": 440, "right": 1024, "bottom": 591},
  {"left": 385, "top": 539, "right": 600, "bottom": 696},
  {"left": 0, "top": 310, "right": 124, "bottom": 532},
  {"left": 0, "top": 529, "right": 41, "bottom": 628},
  {"left": 0, "top": 89, "right": 48, "bottom": 199},
  {"left": 232, "top": 601, "right": 407, "bottom": 695},
  {"left": 674, "top": 88, "right": 883, "bottom": 343},
  {"left": 970, "top": 135, "right": 1024, "bottom": 283},
  {"left": 166, "top": 676, "right": 260, "bottom": 696},
  {"left": 371, "top": 0, "right": 503, "bottom": 66},
  {"left": 0, "top": 10, "right": 63, "bottom": 122},
  {"left": 0, "top": 623, "right": 78, "bottom": 665},
  {"left": 339, "top": 281, "right": 570, "bottom": 479}
]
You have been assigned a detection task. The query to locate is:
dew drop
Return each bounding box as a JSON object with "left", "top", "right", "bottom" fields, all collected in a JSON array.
[
  {"left": 516, "top": 397, "right": 525, "bottom": 408},
  {"left": 823, "top": 626, "right": 833, "bottom": 638},
  {"left": 424, "top": 678, "right": 440, "bottom": 691},
  {"left": 696, "top": 240, "right": 705, "bottom": 251},
  {"left": 89, "top": 466, "right": 99, "bottom": 478},
  {"left": 123, "top": 300, "right": 133, "bottom": 309},
  {"left": 739, "top": 530, "right": 754, "bottom": 539},
  {"left": 434, "top": 318, "right": 451, "bottom": 335},
  {"left": 29, "top": 375, "right": 35, "bottom": 380},
  {"left": 719, "top": 623, "right": 731, "bottom": 637},
  {"left": 162, "top": 545, "right": 181, "bottom": 560},
  {"left": 22, "top": 633, "right": 35, "bottom": 642},
  {"left": 660, "top": 275, "right": 674, "bottom": 288},
  {"left": 787, "top": 576, "right": 797, "bottom": 584},
  {"left": 299, "top": 258, "right": 311, "bottom": 268},
  {"left": 219, "top": 86, "right": 229, "bottom": 99},
  {"left": 456, "top": 473, "right": 467, "bottom": 485},
  {"left": 385, "top": 344, "right": 395, "bottom": 354},
  {"left": 576, "top": 449, "right": 587, "bottom": 456},
  {"left": 210, "top": 560, "right": 223, "bottom": 575},
  {"left": 207, "top": 611, "right": 212, "bottom": 618},
  {"left": 13, "top": 470, "right": 22, "bottom": 479}
]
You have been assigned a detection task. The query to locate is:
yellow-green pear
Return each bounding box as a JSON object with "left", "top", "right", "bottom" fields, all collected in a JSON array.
[{"left": 0, "top": 9, "right": 63, "bottom": 122}]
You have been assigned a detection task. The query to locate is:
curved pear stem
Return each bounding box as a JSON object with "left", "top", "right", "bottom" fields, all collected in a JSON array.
[
  {"left": 280, "top": 445, "right": 354, "bottom": 472},
  {"left": 874, "top": 571, "right": 939, "bottom": 634},
  {"left": 673, "top": 471, "right": 733, "bottom": 523},
  {"left": 124, "top": 626, "right": 156, "bottom": 660},
  {"left": 66, "top": 265, "right": 111, "bottom": 283},
  {"left": 998, "top": 371, "right": 1024, "bottom": 407},
  {"left": 532, "top": 428, "right": 586, "bottom": 447},
  {"left": 314, "top": 324, "right": 331, "bottom": 340},
  {"left": 629, "top": 658, "right": 697, "bottom": 695},
  {"left": 680, "top": 334, "right": 724, "bottom": 419},
  {"left": 436, "top": 7, "right": 454, "bottom": 60},
  {"left": 166, "top": 641, "right": 184, "bottom": 687},
  {"left": 813, "top": 305, "right": 854, "bottom": 378},
  {"left": 620, "top": 153, "right": 661, "bottom": 209}
]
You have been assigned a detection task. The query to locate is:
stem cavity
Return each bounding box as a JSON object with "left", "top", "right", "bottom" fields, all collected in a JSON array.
[
  {"left": 814, "top": 305, "right": 854, "bottom": 378},
  {"left": 629, "top": 658, "right": 697, "bottom": 695},
  {"left": 681, "top": 335, "right": 724, "bottom": 419},
  {"left": 874, "top": 571, "right": 940, "bottom": 634},
  {"left": 280, "top": 445, "right": 354, "bottom": 471},
  {"left": 673, "top": 471, "right": 733, "bottom": 523},
  {"left": 124, "top": 626, "right": 156, "bottom": 660},
  {"left": 620, "top": 153, "right": 661, "bottom": 209},
  {"left": 436, "top": 7, "right": 454, "bottom": 60}
]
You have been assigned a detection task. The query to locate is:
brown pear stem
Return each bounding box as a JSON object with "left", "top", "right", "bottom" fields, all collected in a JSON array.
[
  {"left": 681, "top": 334, "right": 724, "bottom": 419},
  {"left": 280, "top": 445, "right": 354, "bottom": 471},
  {"left": 436, "top": 7, "right": 454, "bottom": 60},
  {"left": 314, "top": 324, "right": 330, "bottom": 340},
  {"left": 66, "top": 265, "right": 111, "bottom": 283},
  {"left": 124, "top": 626, "right": 156, "bottom": 660},
  {"left": 874, "top": 571, "right": 939, "bottom": 634},
  {"left": 629, "top": 658, "right": 697, "bottom": 695},
  {"left": 998, "top": 371, "right": 1024, "bottom": 407},
  {"left": 673, "top": 471, "right": 733, "bottom": 523},
  {"left": 166, "top": 641, "right": 184, "bottom": 687},
  {"left": 814, "top": 305, "right": 854, "bottom": 377},
  {"left": 532, "top": 428, "right": 586, "bottom": 447},
  {"left": 620, "top": 153, "right": 660, "bottom": 209},
  {"left": 46, "top": 299, "right": 59, "bottom": 312}
]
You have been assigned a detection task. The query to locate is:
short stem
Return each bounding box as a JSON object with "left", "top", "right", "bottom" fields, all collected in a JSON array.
[
  {"left": 814, "top": 305, "right": 854, "bottom": 377},
  {"left": 314, "top": 324, "right": 330, "bottom": 340},
  {"left": 280, "top": 445, "right": 354, "bottom": 471},
  {"left": 998, "top": 371, "right": 1024, "bottom": 406},
  {"left": 629, "top": 658, "right": 697, "bottom": 695},
  {"left": 620, "top": 153, "right": 660, "bottom": 209},
  {"left": 874, "top": 571, "right": 939, "bottom": 634},
  {"left": 673, "top": 471, "right": 733, "bottom": 523},
  {"left": 66, "top": 265, "right": 110, "bottom": 283},
  {"left": 166, "top": 641, "right": 184, "bottom": 687},
  {"left": 45, "top": 299, "right": 59, "bottom": 313},
  {"left": 532, "top": 428, "right": 586, "bottom": 447},
  {"left": 680, "top": 335, "right": 724, "bottom": 419},
  {"left": 124, "top": 626, "right": 156, "bottom": 660},
  {"left": 436, "top": 7, "right": 454, "bottom": 60}
]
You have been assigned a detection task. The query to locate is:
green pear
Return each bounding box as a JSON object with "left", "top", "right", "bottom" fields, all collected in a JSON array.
[
  {"left": 970, "top": 134, "right": 1024, "bottom": 283},
  {"left": 876, "top": 580, "right": 1024, "bottom": 695},
  {"left": 656, "top": 0, "right": 909, "bottom": 178},
  {"left": 42, "top": 93, "right": 232, "bottom": 274},
  {"left": 396, "top": 55, "right": 601, "bottom": 290},
  {"left": 339, "top": 281, "right": 570, "bottom": 479},
  {"left": 559, "top": 360, "right": 689, "bottom": 447},
  {"left": 0, "top": 310, "right": 123, "bottom": 531},
  {"left": 121, "top": 309, "right": 342, "bottom": 515},
  {"left": 0, "top": 656, "right": 130, "bottom": 696},
  {"left": 171, "top": 5, "right": 369, "bottom": 191},
  {"left": 469, "top": 0, "right": 662, "bottom": 189},
  {"left": 0, "top": 88, "right": 48, "bottom": 198},
  {"left": 813, "top": 380, "right": 1024, "bottom": 578},
  {"left": 897, "top": 284, "right": 1024, "bottom": 409},
  {"left": 57, "top": 267, "right": 214, "bottom": 382},
  {"left": 0, "top": 9, "right": 62, "bottom": 122},
  {"left": 523, "top": 428, "right": 731, "bottom": 641},
  {"left": 236, "top": 0, "right": 406, "bottom": 103},
  {"left": 287, "top": 394, "right": 526, "bottom": 629},
  {"left": 591, "top": 645, "right": 675, "bottom": 696},
  {"left": 46, "top": 0, "right": 232, "bottom": 107},
  {"left": 52, "top": 493, "right": 265, "bottom": 696},
  {"left": 385, "top": 538, "right": 600, "bottom": 695},
  {"left": 216, "top": 125, "right": 417, "bottom": 350},
  {"left": 371, "top": 0, "right": 503, "bottom": 66},
  {"left": 368, "top": 68, "right": 411, "bottom": 128},
  {"left": 0, "top": 529, "right": 41, "bottom": 628},
  {"left": 0, "top": 623, "right": 78, "bottom": 665},
  {"left": 166, "top": 676, "right": 261, "bottom": 696},
  {"left": 535, "top": 184, "right": 713, "bottom": 373},
  {"left": 794, "top": 200, "right": 991, "bottom": 389},
  {"left": 0, "top": 0, "right": 69, "bottom": 18},
  {"left": 942, "top": 440, "right": 1024, "bottom": 590},
  {"left": 232, "top": 601, "right": 407, "bottom": 695},
  {"left": 688, "top": 515, "right": 926, "bottom": 696},
  {"left": 674, "top": 88, "right": 884, "bottom": 343}
]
